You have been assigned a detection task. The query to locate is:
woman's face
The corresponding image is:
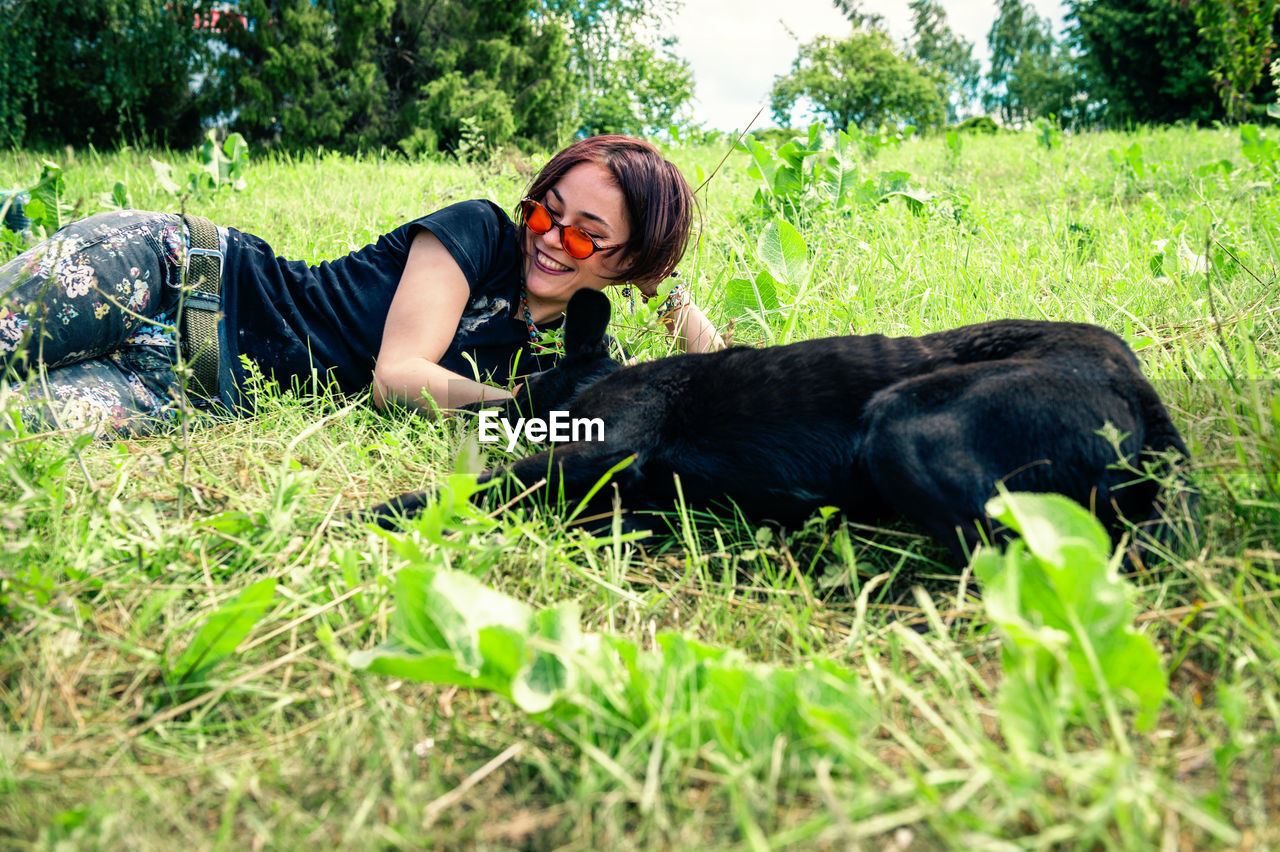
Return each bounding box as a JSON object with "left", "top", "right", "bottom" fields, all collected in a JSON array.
[{"left": 522, "top": 161, "right": 631, "bottom": 315}]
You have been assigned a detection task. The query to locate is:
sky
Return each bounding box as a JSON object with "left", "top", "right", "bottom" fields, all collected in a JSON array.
[{"left": 667, "top": 0, "right": 1067, "bottom": 131}]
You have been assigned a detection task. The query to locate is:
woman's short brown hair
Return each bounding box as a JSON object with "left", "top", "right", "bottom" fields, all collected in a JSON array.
[{"left": 520, "top": 135, "right": 694, "bottom": 289}]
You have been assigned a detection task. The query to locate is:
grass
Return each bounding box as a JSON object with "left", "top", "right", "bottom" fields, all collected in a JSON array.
[{"left": 1, "top": 123, "right": 1278, "bottom": 849}]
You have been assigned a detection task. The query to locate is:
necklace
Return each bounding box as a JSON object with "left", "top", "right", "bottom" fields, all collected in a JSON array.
[{"left": 521, "top": 289, "right": 564, "bottom": 356}]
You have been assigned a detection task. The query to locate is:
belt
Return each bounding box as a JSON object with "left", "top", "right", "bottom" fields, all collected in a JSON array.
[{"left": 181, "top": 213, "right": 223, "bottom": 399}]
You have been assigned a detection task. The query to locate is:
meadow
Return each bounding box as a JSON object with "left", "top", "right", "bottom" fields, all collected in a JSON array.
[{"left": 1, "top": 123, "right": 1278, "bottom": 849}]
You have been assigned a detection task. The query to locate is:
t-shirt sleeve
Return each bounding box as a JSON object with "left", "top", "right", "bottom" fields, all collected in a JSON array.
[{"left": 408, "top": 199, "right": 515, "bottom": 292}]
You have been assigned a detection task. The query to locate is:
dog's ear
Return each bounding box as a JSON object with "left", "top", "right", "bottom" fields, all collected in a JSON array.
[{"left": 563, "top": 288, "right": 612, "bottom": 354}]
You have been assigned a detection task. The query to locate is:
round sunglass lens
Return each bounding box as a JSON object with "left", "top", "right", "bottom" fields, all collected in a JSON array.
[
  {"left": 563, "top": 228, "right": 595, "bottom": 259},
  {"left": 524, "top": 201, "right": 551, "bottom": 233}
]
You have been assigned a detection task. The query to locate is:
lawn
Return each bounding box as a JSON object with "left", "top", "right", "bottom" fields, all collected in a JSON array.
[{"left": 1, "top": 123, "right": 1278, "bottom": 849}]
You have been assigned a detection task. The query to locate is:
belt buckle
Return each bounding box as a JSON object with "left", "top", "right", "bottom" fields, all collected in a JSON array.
[{"left": 184, "top": 245, "right": 224, "bottom": 286}]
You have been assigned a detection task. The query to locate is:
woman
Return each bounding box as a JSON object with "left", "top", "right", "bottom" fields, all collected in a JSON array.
[{"left": 0, "top": 135, "right": 723, "bottom": 436}]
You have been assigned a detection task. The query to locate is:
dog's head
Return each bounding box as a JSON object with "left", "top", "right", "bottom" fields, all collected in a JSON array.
[
  {"left": 464, "top": 288, "right": 622, "bottom": 419},
  {"left": 557, "top": 287, "right": 617, "bottom": 370}
]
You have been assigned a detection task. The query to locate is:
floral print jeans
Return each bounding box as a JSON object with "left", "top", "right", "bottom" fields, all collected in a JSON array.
[{"left": 0, "top": 210, "right": 228, "bottom": 437}]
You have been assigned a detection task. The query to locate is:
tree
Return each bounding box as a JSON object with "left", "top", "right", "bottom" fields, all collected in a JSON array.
[
  {"left": 569, "top": 39, "right": 694, "bottom": 135},
  {"left": 543, "top": 0, "right": 695, "bottom": 136},
  {"left": 1182, "top": 0, "right": 1280, "bottom": 120},
  {"left": 1066, "top": 0, "right": 1220, "bottom": 125},
  {"left": 210, "top": 0, "right": 574, "bottom": 154},
  {"left": 394, "top": 0, "right": 574, "bottom": 153},
  {"left": 770, "top": 30, "right": 945, "bottom": 131},
  {"left": 0, "top": 0, "right": 38, "bottom": 147},
  {"left": 4, "top": 0, "right": 211, "bottom": 148},
  {"left": 985, "top": 0, "right": 1045, "bottom": 124},
  {"left": 1007, "top": 41, "right": 1082, "bottom": 125},
  {"left": 907, "top": 0, "right": 980, "bottom": 122},
  {"left": 3, "top": 0, "right": 693, "bottom": 153},
  {"left": 211, "top": 0, "right": 395, "bottom": 151},
  {"left": 982, "top": 0, "right": 1086, "bottom": 126}
]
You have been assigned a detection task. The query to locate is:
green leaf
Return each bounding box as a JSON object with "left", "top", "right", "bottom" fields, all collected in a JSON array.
[
  {"left": 757, "top": 218, "right": 809, "bottom": 290},
  {"left": 725, "top": 273, "right": 780, "bottom": 321},
  {"left": 1124, "top": 142, "right": 1146, "bottom": 179},
  {"left": 1176, "top": 237, "right": 1208, "bottom": 276},
  {"left": 112, "top": 180, "right": 131, "bottom": 209},
  {"left": 821, "top": 145, "right": 860, "bottom": 207},
  {"left": 878, "top": 170, "right": 912, "bottom": 193},
  {"left": 512, "top": 605, "right": 581, "bottom": 713},
  {"left": 23, "top": 197, "right": 46, "bottom": 224},
  {"left": 1127, "top": 335, "right": 1154, "bottom": 351},
  {"left": 348, "top": 641, "right": 494, "bottom": 689},
  {"left": 386, "top": 567, "right": 449, "bottom": 654},
  {"left": 169, "top": 577, "right": 277, "bottom": 686},
  {"left": 986, "top": 492, "right": 1112, "bottom": 570},
  {"left": 771, "top": 164, "right": 803, "bottom": 198},
  {"left": 423, "top": 569, "right": 534, "bottom": 671},
  {"left": 1240, "top": 123, "right": 1279, "bottom": 173},
  {"left": 1194, "top": 158, "right": 1233, "bottom": 177},
  {"left": 350, "top": 566, "right": 878, "bottom": 760},
  {"left": 26, "top": 160, "right": 68, "bottom": 232},
  {"left": 150, "top": 158, "right": 180, "bottom": 195},
  {"left": 881, "top": 187, "right": 934, "bottom": 216},
  {"left": 776, "top": 141, "right": 805, "bottom": 169},
  {"left": 194, "top": 510, "right": 259, "bottom": 537},
  {"left": 739, "top": 135, "right": 779, "bottom": 187},
  {"left": 975, "top": 493, "right": 1168, "bottom": 753},
  {"left": 1099, "top": 631, "right": 1167, "bottom": 730}
]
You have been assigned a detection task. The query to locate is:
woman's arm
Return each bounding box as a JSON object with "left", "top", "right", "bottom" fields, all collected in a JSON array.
[
  {"left": 372, "top": 230, "right": 515, "bottom": 414},
  {"left": 661, "top": 301, "right": 725, "bottom": 353}
]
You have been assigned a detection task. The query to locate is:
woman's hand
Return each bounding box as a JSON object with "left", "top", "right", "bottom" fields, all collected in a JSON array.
[
  {"left": 372, "top": 230, "right": 513, "bottom": 414},
  {"left": 634, "top": 279, "right": 724, "bottom": 354},
  {"left": 663, "top": 301, "right": 725, "bottom": 353}
]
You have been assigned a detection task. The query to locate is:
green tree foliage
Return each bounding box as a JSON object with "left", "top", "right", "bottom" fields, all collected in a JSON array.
[
  {"left": 770, "top": 30, "right": 945, "bottom": 131},
  {"left": 907, "top": 0, "right": 980, "bottom": 122},
  {"left": 1067, "top": 0, "right": 1221, "bottom": 125},
  {"left": 0, "top": 1, "right": 38, "bottom": 147},
  {"left": 545, "top": 0, "right": 695, "bottom": 136},
  {"left": 1182, "top": 0, "right": 1280, "bottom": 121},
  {"left": 392, "top": 0, "right": 574, "bottom": 154},
  {"left": 210, "top": 0, "right": 574, "bottom": 155},
  {"left": 211, "top": 0, "right": 394, "bottom": 151},
  {"left": 1007, "top": 40, "right": 1082, "bottom": 126},
  {"left": 2, "top": 0, "right": 211, "bottom": 148},
  {"left": 984, "top": 0, "right": 1080, "bottom": 126},
  {"left": 6, "top": 0, "right": 693, "bottom": 154}
]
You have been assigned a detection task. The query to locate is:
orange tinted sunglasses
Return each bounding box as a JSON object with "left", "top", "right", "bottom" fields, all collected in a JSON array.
[{"left": 521, "top": 197, "right": 624, "bottom": 260}]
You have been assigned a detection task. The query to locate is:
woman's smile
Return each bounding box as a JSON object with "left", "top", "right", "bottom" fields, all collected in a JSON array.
[{"left": 522, "top": 161, "right": 630, "bottom": 322}]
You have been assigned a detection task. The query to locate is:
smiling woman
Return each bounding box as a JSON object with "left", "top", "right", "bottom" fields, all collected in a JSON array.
[{"left": 0, "top": 135, "right": 724, "bottom": 437}]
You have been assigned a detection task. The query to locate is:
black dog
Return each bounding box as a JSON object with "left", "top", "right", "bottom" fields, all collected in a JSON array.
[{"left": 367, "top": 289, "right": 1189, "bottom": 562}]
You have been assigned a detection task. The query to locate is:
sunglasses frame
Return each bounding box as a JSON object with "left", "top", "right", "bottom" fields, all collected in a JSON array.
[{"left": 520, "top": 197, "right": 625, "bottom": 261}]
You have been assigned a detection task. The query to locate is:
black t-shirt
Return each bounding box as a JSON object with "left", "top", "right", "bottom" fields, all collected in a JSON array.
[{"left": 221, "top": 199, "right": 561, "bottom": 397}]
